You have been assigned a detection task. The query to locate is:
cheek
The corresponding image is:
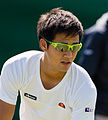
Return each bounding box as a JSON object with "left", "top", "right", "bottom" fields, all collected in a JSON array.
[
  {"left": 72, "top": 52, "right": 77, "bottom": 60},
  {"left": 47, "top": 47, "right": 62, "bottom": 62},
  {"left": 51, "top": 52, "right": 62, "bottom": 62}
]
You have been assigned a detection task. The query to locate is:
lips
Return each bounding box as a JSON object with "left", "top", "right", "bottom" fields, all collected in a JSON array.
[{"left": 61, "top": 61, "right": 71, "bottom": 65}]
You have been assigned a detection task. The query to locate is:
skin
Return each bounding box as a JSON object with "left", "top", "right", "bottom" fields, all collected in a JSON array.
[
  {"left": 40, "top": 33, "right": 79, "bottom": 90},
  {"left": 0, "top": 33, "right": 80, "bottom": 119},
  {"left": 0, "top": 99, "right": 15, "bottom": 120}
]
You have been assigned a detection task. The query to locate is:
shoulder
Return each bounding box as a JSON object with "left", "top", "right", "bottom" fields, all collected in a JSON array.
[
  {"left": 0, "top": 50, "right": 43, "bottom": 91},
  {"left": 68, "top": 63, "right": 97, "bottom": 109},
  {"left": 72, "top": 62, "right": 91, "bottom": 78},
  {"left": 2, "top": 50, "right": 43, "bottom": 69},
  {"left": 1, "top": 50, "right": 43, "bottom": 80},
  {"left": 72, "top": 62, "right": 96, "bottom": 88},
  {"left": 5, "top": 50, "right": 43, "bottom": 63},
  {"left": 69, "top": 62, "right": 97, "bottom": 102}
]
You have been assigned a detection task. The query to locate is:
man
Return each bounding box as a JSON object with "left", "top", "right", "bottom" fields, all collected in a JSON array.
[
  {"left": 0, "top": 8, "right": 97, "bottom": 120},
  {"left": 78, "top": 12, "right": 108, "bottom": 120}
]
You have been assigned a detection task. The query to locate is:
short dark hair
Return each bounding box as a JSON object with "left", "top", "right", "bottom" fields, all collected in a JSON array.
[{"left": 37, "top": 7, "right": 83, "bottom": 43}]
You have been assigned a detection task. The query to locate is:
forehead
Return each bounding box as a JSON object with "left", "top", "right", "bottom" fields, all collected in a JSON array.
[{"left": 53, "top": 33, "right": 79, "bottom": 44}]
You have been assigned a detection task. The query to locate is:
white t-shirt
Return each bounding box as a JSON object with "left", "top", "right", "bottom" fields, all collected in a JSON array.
[{"left": 0, "top": 50, "right": 97, "bottom": 120}]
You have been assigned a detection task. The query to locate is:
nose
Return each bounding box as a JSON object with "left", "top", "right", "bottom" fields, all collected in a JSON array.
[{"left": 64, "top": 49, "right": 73, "bottom": 58}]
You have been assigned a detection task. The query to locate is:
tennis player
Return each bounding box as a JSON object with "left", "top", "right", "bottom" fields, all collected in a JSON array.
[{"left": 0, "top": 8, "right": 97, "bottom": 120}]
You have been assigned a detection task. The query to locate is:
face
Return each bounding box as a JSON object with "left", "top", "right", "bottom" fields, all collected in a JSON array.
[{"left": 43, "top": 33, "right": 80, "bottom": 73}]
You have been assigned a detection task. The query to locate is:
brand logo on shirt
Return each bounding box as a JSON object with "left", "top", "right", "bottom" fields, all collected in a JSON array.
[
  {"left": 24, "top": 93, "right": 37, "bottom": 100},
  {"left": 85, "top": 107, "right": 93, "bottom": 112},
  {"left": 58, "top": 102, "right": 65, "bottom": 109}
]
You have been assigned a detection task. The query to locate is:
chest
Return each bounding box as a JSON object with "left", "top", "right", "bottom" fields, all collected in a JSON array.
[{"left": 20, "top": 79, "right": 72, "bottom": 120}]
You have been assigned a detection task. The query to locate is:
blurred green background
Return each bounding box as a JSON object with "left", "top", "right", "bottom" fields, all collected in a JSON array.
[{"left": 0, "top": 0, "right": 108, "bottom": 119}]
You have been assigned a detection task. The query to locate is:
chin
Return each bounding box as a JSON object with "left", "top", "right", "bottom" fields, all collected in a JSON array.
[{"left": 60, "top": 66, "right": 70, "bottom": 73}]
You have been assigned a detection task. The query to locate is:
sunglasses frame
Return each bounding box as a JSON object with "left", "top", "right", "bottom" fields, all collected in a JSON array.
[{"left": 43, "top": 38, "right": 82, "bottom": 52}]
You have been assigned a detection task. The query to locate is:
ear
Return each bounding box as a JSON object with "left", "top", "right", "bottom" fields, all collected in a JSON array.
[{"left": 40, "top": 39, "right": 47, "bottom": 51}]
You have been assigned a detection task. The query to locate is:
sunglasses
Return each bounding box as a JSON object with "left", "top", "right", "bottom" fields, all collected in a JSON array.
[{"left": 44, "top": 38, "right": 82, "bottom": 53}]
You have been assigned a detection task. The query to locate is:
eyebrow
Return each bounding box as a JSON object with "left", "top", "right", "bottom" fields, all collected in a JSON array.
[{"left": 60, "top": 42, "right": 80, "bottom": 45}]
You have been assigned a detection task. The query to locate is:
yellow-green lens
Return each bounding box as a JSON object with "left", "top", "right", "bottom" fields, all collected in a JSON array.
[
  {"left": 55, "top": 44, "right": 69, "bottom": 52},
  {"left": 72, "top": 45, "right": 81, "bottom": 53}
]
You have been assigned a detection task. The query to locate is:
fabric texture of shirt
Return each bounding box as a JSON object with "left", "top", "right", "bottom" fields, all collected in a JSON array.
[{"left": 0, "top": 50, "right": 97, "bottom": 120}]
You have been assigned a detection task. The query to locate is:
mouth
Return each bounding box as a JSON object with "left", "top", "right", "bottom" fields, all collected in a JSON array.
[{"left": 61, "top": 61, "right": 72, "bottom": 65}]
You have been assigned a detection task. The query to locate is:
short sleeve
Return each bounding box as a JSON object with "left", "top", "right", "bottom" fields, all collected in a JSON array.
[
  {"left": 0, "top": 59, "right": 23, "bottom": 105},
  {"left": 71, "top": 87, "right": 97, "bottom": 120},
  {"left": 69, "top": 66, "right": 97, "bottom": 120},
  {"left": 0, "top": 51, "right": 42, "bottom": 105}
]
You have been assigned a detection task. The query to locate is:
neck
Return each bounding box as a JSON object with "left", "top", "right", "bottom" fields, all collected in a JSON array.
[
  {"left": 40, "top": 56, "right": 66, "bottom": 80},
  {"left": 40, "top": 56, "right": 66, "bottom": 90}
]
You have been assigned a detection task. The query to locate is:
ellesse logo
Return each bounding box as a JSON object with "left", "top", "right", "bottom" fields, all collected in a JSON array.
[
  {"left": 58, "top": 102, "right": 65, "bottom": 109},
  {"left": 24, "top": 93, "right": 37, "bottom": 100}
]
